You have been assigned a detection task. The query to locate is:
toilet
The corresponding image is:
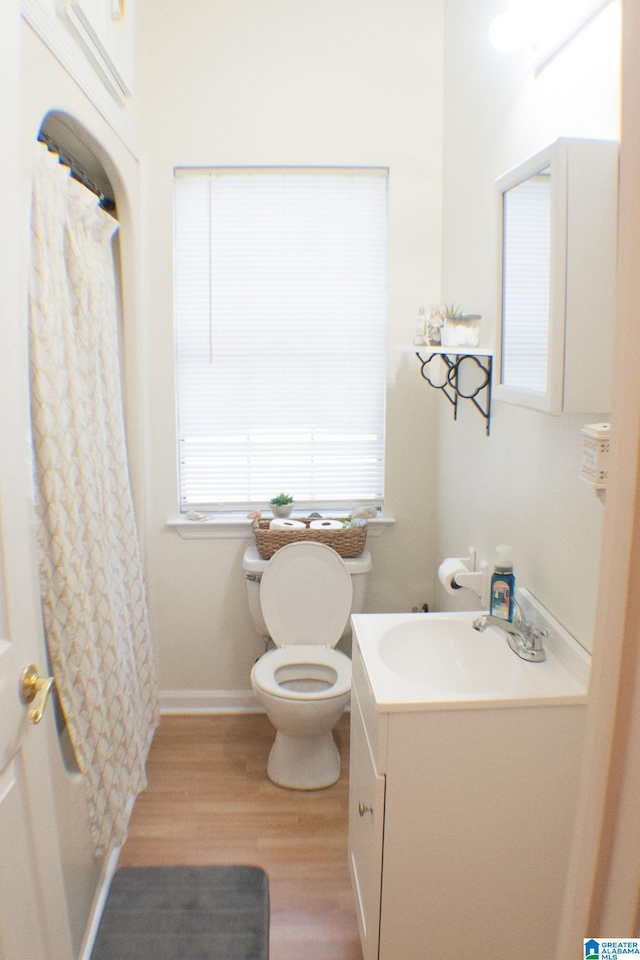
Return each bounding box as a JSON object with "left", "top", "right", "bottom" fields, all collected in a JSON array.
[{"left": 244, "top": 541, "right": 372, "bottom": 789}]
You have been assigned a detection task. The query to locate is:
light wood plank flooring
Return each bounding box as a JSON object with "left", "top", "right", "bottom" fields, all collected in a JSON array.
[{"left": 118, "top": 713, "right": 363, "bottom": 960}]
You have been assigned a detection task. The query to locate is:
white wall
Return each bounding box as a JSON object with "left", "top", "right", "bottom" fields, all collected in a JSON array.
[
  {"left": 436, "top": 1, "right": 620, "bottom": 652},
  {"left": 137, "top": 0, "right": 445, "bottom": 701}
]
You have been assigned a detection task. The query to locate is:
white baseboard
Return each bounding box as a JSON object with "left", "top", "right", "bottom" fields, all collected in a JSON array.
[
  {"left": 159, "top": 689, "right": 265, "bottom": 714},
  {"left": 77, "top": 793, "right": 136, "bottom": 960},
  {"left": 78, "top": 845, "right": 119, "bottom": 960},
  {"left": 159, "top": 689, "right": 352, "bottom": 714}
]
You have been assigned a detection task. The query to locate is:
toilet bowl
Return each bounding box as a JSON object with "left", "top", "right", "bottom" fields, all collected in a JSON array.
[{"left": 246, "top": 541, "right": 370, "bottom": 789}]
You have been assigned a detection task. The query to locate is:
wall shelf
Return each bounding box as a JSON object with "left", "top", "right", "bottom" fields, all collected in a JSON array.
[{"left": 414, "top": 347, "right": 493, "bottom": 435}]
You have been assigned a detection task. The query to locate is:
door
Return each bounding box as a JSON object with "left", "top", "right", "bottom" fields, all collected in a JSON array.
[
  {"left": 0, "top": 3, "right": 74, "bottom": 959},
  {"left": 0, "top": 585, "right": 70, "bottom": 960}
]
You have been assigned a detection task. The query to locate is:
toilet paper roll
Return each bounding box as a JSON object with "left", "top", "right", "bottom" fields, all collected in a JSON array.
[
  {"left": 437, "top": 558, "right": 468, "bottom": 595},
  {"left": 309, "top": 519, "right": 344, "bottom": 530},
  {"left": 269, "top": 518, "right": 306, "bottom": 530}
]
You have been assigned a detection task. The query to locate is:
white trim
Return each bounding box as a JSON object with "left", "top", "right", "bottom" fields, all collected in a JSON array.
[
  {"left": 65, "top": 1, "right": 131, "bottom": 97},
  {"left": 167, "top": 514, "right": 395, "bottom": 540},
  {"left": 21, "top": 0, "right": 141, "bottom": 160},
  {"left": 159, "top": 689, "right": 265, "bottom": 714},
  {"left": 159, "top": 689, "right": 353, "bottom": 715},
  {"left": 77, "top": 826, "right": 125, "bottom": 960}
]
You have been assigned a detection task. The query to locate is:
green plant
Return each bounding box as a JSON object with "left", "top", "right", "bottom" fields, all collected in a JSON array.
[
  {"left": 444, "top": 301, "right": 464, "bottom": 318},
  {"left": 269, "top": 492, "right": 294, "bottom": 505}
]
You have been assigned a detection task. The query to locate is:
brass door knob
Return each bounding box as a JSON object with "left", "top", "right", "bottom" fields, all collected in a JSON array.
[{"left": 19, "top": 664, "right": 55, "bottom": 724}]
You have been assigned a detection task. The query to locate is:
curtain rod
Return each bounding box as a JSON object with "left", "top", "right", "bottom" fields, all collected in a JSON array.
[{"left": 38, "top": 132, "right": 116, "bottom": 213}]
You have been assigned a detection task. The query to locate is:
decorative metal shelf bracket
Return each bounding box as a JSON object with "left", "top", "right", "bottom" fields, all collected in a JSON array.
[{"left": 416, "top": 350, "right": 493, "bottom": 435}]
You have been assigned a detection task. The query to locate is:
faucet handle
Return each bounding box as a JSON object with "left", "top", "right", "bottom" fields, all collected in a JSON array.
[{"left": 527, "top": 625, "right": 548, "bottom": 653}]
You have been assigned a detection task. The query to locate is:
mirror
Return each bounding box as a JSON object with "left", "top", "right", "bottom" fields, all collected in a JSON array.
[
  {"left": 501, "top": 168, "right": 551, "bottom": 395},
  {"left": 495, "top": 138, "right": 618, "bottom": 415}
]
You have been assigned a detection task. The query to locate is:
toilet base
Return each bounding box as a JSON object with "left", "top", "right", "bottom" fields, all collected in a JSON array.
[{"left": 267, "top": 731, "right": 341, "bottom": 790}]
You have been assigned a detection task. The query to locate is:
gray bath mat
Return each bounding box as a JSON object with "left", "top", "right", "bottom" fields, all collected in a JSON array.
[{"left": 90, "top": 865, "right": 269, "bottom": 960}]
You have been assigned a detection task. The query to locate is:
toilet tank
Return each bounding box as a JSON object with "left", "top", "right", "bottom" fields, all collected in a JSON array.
[{"left": 243, "top": 545, "right": 372, "bottom": 640}]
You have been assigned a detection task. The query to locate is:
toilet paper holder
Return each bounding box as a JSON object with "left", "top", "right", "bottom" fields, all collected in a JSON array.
[{"left": 439, "top": 547, "right": 491, "bottom": 608}]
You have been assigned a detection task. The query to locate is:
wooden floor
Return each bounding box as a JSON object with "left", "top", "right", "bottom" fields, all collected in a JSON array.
[{"left": 119, "top": 713, "right": 363, "bottom": 960}]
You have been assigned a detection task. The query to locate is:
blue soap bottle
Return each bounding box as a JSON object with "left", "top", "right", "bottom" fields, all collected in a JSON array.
[{"left": 490, "top": 545, "right": 515, "bottom": 622}]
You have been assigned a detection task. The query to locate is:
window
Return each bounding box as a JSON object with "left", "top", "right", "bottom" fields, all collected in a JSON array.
[{"left": 174, "top": 167, "right": 388, "bottom": 512}]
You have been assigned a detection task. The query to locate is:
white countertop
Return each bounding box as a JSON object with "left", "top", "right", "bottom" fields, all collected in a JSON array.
[{"left": 351, "top": 591, "right": 590, "bottom": 712}]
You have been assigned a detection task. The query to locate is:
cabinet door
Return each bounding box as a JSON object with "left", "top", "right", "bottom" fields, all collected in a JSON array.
[
  {"left": 495, "top": 137, "right": 617, "bottom": 414},
  {"left": 348, "top": 687, "right": 386, "bottom": 960}
]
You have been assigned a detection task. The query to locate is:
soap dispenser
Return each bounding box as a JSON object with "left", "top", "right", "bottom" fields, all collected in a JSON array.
[{"left": 490, "top": 545, "right": 515, "bottom": 622}]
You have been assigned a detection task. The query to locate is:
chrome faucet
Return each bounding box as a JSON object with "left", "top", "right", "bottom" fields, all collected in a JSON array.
[{"left": 472, "top": 601, "right": 547, "bottom": 662}]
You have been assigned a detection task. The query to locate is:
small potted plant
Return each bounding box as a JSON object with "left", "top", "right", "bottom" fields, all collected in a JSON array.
[
  {"left": 440, "top": 302, "right": 482, "bottom": 348},
  {"left": 270, "top": 493, "right": 294, "bottom": 518}
]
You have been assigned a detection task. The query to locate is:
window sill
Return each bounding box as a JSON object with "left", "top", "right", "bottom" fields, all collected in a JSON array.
[{"left": 167, "top": 514, "right": 396, "bottom": 540}]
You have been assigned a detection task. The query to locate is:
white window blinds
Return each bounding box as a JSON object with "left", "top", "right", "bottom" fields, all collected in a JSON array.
[{"left": 174, "top": 167, "right": 388, "bottom": 511}]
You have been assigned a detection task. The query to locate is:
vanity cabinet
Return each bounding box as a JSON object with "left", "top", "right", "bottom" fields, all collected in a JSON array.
[{"left": 348, "top": 633, "right": 586, "bottom": 960}]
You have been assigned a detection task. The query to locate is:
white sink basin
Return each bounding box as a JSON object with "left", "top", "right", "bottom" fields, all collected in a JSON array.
[
  {"left": 351, "top": 590, "right": 590, "bottom": 711},
  {"left": 378, "top": 617, "right": 521, "bottom": 695}
]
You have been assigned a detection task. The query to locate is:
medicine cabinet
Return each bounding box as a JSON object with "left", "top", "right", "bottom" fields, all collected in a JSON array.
[{"left": 494, "top": 138, "right": 618, "bottom": 414}]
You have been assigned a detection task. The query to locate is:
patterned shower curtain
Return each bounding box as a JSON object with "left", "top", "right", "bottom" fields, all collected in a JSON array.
[{"left": 29, "top": 142, "right": 159, "bottom": 856}]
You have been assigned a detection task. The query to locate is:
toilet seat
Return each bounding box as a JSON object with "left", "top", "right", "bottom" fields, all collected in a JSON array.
[
  {"left": 259, "top": 541, "right": 353, "bottom": 648},
  {"left": 251, "top": 645, "right": 352, "bottom": 701}
]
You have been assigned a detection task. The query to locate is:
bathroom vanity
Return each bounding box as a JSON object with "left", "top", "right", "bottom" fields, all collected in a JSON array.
[{"left": 348, "top": 598, "right": 589, "bottom": 960}]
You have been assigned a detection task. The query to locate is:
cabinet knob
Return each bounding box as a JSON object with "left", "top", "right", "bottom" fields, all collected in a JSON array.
[{"left": 358, "top": 802, "right": 373, "bottom": 817}]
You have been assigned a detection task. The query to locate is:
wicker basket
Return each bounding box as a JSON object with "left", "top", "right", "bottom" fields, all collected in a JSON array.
[{"left": 252, "top": 517, "right": 368, "bottom": 560}]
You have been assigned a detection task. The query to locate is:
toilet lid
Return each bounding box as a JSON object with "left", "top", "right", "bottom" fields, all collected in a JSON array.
[{"left": 259, "top": 541, "right": 353, "bottom": 647}]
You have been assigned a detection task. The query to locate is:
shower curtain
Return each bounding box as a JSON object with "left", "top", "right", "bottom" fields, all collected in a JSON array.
[{"left": 29, "top": 142, "right": 159, "bottom": 855}]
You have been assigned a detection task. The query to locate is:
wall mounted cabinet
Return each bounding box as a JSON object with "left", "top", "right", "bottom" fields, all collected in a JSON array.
[{"left": 494, "top": 138, "right": 618, "bottom": 414}]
